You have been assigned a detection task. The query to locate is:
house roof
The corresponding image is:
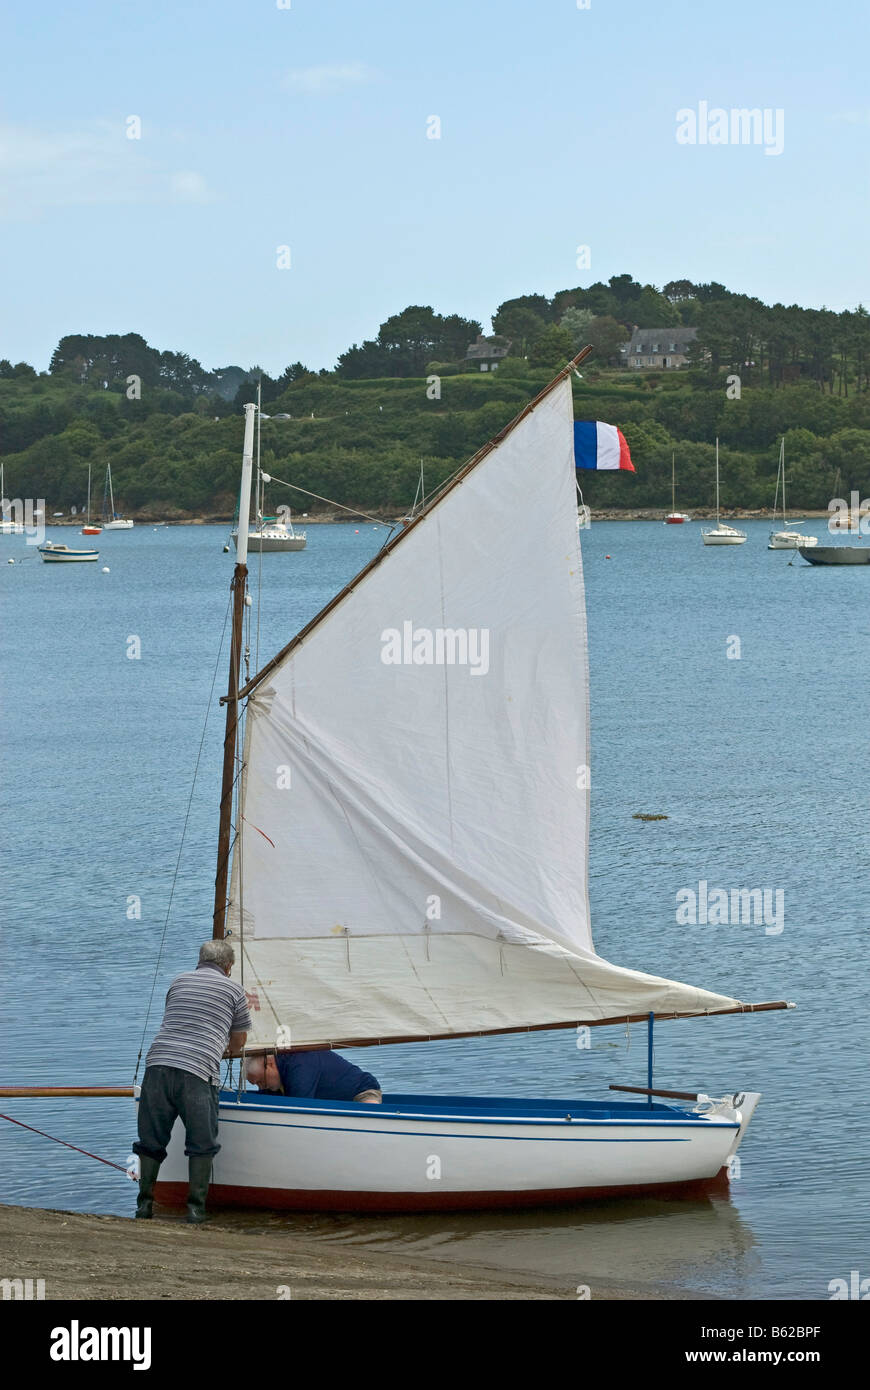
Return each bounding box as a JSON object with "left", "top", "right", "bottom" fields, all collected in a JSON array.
[
  {"left": 625, "top": 326, "right": 698, "bottom": 352},
  {"left": 465, "top": 336, "right": 512, "bottom": 360}
]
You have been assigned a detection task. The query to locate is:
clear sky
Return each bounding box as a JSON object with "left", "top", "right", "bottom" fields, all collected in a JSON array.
[{"left": 0, "top": 0, "right": 866, "bottom": 374}]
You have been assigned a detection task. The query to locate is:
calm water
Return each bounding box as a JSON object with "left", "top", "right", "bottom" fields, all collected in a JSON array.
[{"left": 1, "top": 518, "right": 867, "bottom": 1299}]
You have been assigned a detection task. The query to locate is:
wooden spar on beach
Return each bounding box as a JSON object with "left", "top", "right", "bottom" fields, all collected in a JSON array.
[{"left": 0, "top": 1087, "right": 135, "bottom": 1098}]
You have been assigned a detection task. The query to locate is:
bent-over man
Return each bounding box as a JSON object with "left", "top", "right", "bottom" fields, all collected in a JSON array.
[
  {"left": 246, "top": 1049, "right": 381, "bottom": 1103},
  {"left": 133, "top": 939, "right": 250, "bottom": 1223}
]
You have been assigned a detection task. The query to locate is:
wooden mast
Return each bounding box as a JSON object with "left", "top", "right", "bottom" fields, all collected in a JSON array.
[{"left": 213, "top": 401, "right": 257, "bottom": 938}]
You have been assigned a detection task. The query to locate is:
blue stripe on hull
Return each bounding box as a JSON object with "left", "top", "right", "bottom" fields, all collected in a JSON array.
[{"left": 217, "top": 1115, "right": 695, "bottom": 1141}]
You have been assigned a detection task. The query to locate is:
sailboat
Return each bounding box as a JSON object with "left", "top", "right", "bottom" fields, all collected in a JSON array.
[
  {"left": 81, "top": 461, "right": 102, "bottom": 536},
  {"left": 101, "top": 464, "right": 134, "bottom": 529},
  {"left": 0, "top": 462, "right": 24, "bottom": 534},
  {"left": 701, "top": 440, "right": 746, "bottom": 545},
  {"left": 664, "top": 452, "right": 689, "bottom": 523},
  {"left": 231, "top": 390, "right": 306, "bottom": 552},
  {"left": 141, "top": 349, "right": 788, "bottom": 1211},
  {"left": 768, "top": 439, "right": 817, "bottom": 550}
]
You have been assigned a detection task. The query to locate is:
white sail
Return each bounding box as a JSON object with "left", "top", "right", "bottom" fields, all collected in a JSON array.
[{"left": 227, "top": 376, "right": 740, "bottom": 1047}]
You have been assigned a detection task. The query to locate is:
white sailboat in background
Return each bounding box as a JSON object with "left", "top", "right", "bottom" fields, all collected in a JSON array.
[
  {"left": 81, "top": 460, "right": 102, "bottom": 535},
  {"left": 0, "top": 462, "right": 24, "bottom": 534},
  {"left": 232, "top": 392, "right": 306, "bottom": 552},
  {"left": 664, "top": 452, "right": 689, "bottom": 523},
  {"left": 768, "top": 439, "right": 817, "bottom": 550},
  {"left": 234, "top": 511, "right": 307, "bottom": 553},
  {"left": 138, "top": 349, "right": 789, "bottom": 1212},
  {"left": 102, "top": 463, "right": 134, "bottom": 529},
  {"left": 702, "top": 440, "right": 746, "bottom": 545}
]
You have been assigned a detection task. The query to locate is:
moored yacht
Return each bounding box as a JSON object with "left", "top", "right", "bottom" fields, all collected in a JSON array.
[
  {"left": 702, "top": 440, "right": 746, "bottom": 545},
  {"left": 768, "top": 440, "right": 816, "bottom": 549}
]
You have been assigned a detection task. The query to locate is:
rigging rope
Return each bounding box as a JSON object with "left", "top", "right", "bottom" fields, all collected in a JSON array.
[
  {"left": 0, "top": 1112, "right": 127, "bottom": 1174},
  {"left": 133, "top": 589, "right": 234, "bottom": 1082},
  {"left": 258, "top": 473, "right": 397, "bottom": 532}
]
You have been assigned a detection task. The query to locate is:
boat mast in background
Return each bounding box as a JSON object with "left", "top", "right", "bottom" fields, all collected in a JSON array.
[
  {"left": 665, "top": 451, "right": 689, "bottom": 523},
  {"left": 101, "top": 463, "right": 134, "bottom": 529},
  {"left": 769, "top": 438, "right": 817, "bottom": 550},
  {"left": 701, "top": 438, "right": 747, "bottom": 545},
  {"left": 81, "top": 460, "right": 102, "bottom": 535}
]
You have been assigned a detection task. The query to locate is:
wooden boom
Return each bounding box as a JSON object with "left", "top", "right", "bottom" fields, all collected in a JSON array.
[{"left": 610, "top": 1085, "right": 706, "bottom": 1101}]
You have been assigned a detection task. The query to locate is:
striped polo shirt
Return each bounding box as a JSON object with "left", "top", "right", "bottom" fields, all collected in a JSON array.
[{"left": 145, "top": 962, "right": 252, "bottom": 1084}]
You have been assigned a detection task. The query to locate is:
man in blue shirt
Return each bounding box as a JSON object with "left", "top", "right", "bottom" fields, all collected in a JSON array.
[{"left": 246, "top": 1050, "right": 381, "bottom": 1102}]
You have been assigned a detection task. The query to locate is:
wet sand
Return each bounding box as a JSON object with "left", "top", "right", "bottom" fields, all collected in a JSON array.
[{"left": 0, "top": 1203, "right": 688, "bottom": 1300}]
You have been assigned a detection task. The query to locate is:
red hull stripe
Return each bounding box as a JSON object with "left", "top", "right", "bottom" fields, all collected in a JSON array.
[{"left": 153, "top": 1168, "right": 729, "bottom": 1213}]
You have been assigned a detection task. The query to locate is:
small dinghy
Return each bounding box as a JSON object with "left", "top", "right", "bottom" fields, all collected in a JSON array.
[{"left": 38, "top": 542, "right": 99, "bottom": 563}]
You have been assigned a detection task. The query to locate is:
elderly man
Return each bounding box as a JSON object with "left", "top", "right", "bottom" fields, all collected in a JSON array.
[
  {"left": 246, "top": 1049, "right": 381, "bottom": 1103},
  {"left": 133, "top": 940, "right": 250, "bottom": 1223}
]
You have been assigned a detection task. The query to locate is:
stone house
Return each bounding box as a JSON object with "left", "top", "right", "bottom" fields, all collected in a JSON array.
[
  {"left": 465, "top": 335, "right": 512, "bottom": 371},
  {"left": 623, "top": 326, "right": 698, "bottom": 369}
]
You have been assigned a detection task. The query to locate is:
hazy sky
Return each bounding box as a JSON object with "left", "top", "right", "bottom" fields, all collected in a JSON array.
[{"left": 1, "top": 0, "right": 866, "bottom": 374}]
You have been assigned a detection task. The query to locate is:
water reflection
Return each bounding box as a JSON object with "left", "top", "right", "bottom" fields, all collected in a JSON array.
[{"left": 213, "top": 1191, "right": 755, "bottom": 1298}]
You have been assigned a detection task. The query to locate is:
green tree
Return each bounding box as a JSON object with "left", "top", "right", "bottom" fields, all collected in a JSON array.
[
  {"left": 588, "top": 316, "right": 629, "bottom": 365},
  {"left": 492, "top": 297, "right": 550, "bottom": 354},
  {"left": 528, "top": 325, "right": 574, "bottom": 368},
  {"left": 633, "top": 286, "right": 679, "bottom": 327},
  {"left": 560, "top": 307, "right": 595, "bottom": 349}
]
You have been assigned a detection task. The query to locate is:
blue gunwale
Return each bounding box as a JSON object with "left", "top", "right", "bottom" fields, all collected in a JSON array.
[{"left": 216, "top": 1089, "right": 738, "bottom": 1130}]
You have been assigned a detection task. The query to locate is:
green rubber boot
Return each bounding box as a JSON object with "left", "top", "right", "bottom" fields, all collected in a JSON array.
[
  {"left": 186, "top": 1155, "right": 213, "bottom": 1225},
  {"left": 135, "top": 1155, "right": 161, "bottom": 1220}
]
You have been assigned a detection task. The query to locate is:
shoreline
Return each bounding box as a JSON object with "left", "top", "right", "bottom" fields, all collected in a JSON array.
[
  {"left": 41, "top": 508, "right": 844, "bottom": 527},
  {"left": 0, "top": 1202, "right": 708, "bottom": 1301}
]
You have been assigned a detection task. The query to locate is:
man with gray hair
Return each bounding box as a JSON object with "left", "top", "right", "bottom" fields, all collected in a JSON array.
[{"left": 133, "top": 940, "right": 250, "bottom": 1224}]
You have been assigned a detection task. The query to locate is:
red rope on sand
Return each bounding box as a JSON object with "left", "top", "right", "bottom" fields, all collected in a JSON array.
[{"left": 0, "top": 1111, "right": 128, "bottom": 1173}]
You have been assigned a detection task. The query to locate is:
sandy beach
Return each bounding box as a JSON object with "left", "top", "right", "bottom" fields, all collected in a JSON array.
[{"left": 0, "top": 1203, "right": 698, "bottom": 1301}]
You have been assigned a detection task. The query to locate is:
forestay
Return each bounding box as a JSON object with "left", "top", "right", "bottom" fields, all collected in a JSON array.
[{"left": 226, "top": 376, "right": 740, "bottom": 1047}]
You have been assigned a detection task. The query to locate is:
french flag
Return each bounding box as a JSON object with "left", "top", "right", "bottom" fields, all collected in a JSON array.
[{"left": 574, "top": 420, "right": 635, "bottom": 472}]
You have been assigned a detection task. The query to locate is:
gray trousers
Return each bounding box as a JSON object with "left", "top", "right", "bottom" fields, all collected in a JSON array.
[{"left": 134, "top": 1064, "right": 220, "bottom": 1161}]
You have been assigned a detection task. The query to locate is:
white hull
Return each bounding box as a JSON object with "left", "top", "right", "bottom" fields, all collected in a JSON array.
[
  {"left": 702, "top": 527, "right": 746, "bottom": 545},
  {"left": 0, "top": 522, "right": 24, "bottom": 534},
  {"left": 38, "top": 545, "right": 99, "bottom": 562},
  {"left": 147, "top": 1089, "right": 758, "bottom": 1212},
  {"left": 103, "top": 519, "right": 134, "bottom": 529},
  {"left": 768, "top": 530, "right": 817, "bottom": 550},
  {"left": 232, "top": 528, "right": 307, "bottom": 553}
]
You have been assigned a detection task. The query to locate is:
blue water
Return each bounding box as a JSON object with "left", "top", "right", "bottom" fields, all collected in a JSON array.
[{"left": 1, "top": 519, "right": 867, "bottom": 1299}]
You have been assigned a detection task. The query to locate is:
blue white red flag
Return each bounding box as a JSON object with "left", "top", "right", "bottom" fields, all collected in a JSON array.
[{"left": 574, "top": 420, "right": 635, "bottom": 472}]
